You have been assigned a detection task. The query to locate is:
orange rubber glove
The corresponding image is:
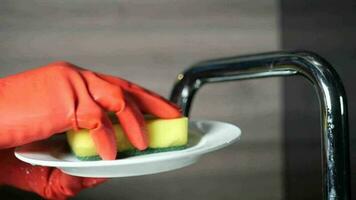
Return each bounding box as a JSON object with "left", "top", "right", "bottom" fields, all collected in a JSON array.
[
  {"left": 0, "top": 62, "right": 181, "bottom": 199},
  {"left": 0, "top": 148, "right": 106, "bottom": 200},
  {"left": 0, "top": 61, "right": 181, "bottom": 159}
]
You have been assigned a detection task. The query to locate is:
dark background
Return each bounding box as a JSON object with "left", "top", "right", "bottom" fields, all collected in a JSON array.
[{"left": 282, "top": 0, "right": 356, "bottom": 199}]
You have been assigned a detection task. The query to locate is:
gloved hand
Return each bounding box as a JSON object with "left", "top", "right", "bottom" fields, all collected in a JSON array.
[
  {"left": 0, "top": 62, "right": 181, "bottom": 199},
  {"left": 0, "top": 61, "right": 181, "bottom": 159},
  {"left": 0, "top": 148, "right": 106, "bottom": 200}
]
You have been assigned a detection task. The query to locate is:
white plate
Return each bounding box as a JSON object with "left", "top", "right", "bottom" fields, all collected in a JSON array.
[{"left": 15, "top": 120, "right": 241, "bottom": 178}]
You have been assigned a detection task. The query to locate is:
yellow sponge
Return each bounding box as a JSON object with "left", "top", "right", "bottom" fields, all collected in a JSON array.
[{"left": 67, "top": 117, "right": 188, "bottom": 160}]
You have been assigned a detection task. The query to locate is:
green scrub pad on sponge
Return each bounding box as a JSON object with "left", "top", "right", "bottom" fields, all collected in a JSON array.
[{"left": 67, "top": 117, "right": 188, "bottom": 160}]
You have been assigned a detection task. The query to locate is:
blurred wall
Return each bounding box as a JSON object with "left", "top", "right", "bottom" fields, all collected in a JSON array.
[{"left": 0, "top": 1, "right": 282, "bottom": 199}]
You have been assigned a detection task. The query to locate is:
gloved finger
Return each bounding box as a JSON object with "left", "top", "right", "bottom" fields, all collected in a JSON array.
[
  {"left": 46, "top": 169, "right": 82, "bottom": 199},
  {"left": 97, "top": 74, "right": 182, "bottom": 118},
  {"left": 88, "top": 112, "right": 117, "bottom": 160},
  {"left": 81, "top": 71, "right": 148, "bottom": 151},
  {"left": 81, "top": 177, "right": 107, "bottom": 188},
  {"left": 116, "top": 93, "right": 148, "bottom": 150},
  {"left": 47, "top": 169, "right": 107, "bottom": 200},
  {"left": 80, "top": 70, "right": 125, "bottom": 113},
  {"left": 75, "top": 90, "right": 117, "bottom": 160}
]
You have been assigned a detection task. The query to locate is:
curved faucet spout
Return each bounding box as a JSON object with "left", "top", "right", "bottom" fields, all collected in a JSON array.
[{"left": 170, "top": 51, "right": 350, "bottom": 200}]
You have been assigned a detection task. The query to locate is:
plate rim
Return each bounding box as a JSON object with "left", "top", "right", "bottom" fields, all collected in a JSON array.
[{"left": 15, "top": 120, "right": 241, "bottom": 168}]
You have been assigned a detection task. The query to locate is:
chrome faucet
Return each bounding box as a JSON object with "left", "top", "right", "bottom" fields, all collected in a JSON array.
[{"left": 170, "top": 51, "right": 350, "bottom": 200}]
